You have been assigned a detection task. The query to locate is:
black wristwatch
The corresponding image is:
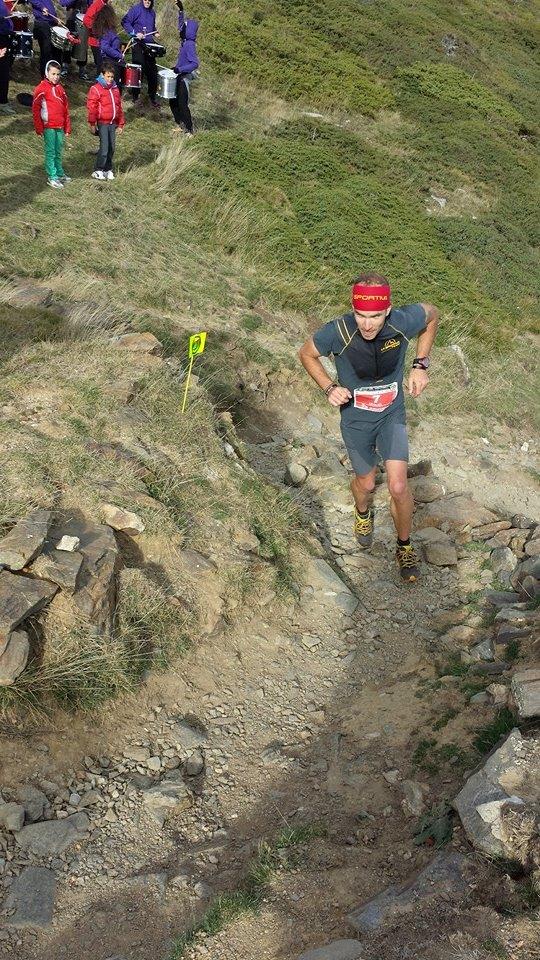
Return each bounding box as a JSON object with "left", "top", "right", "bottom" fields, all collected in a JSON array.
[{"left": 412, "top": 357, "right": 430, "bottom": 370}]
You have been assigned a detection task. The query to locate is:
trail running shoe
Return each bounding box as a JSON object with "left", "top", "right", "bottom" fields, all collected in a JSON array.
[
  {"left": 396, "top": 543, "right": 420, "bottom": 582},
  {"left": 47, "top": 178, "right": 64, "bottom": 189},
  {"left": 354, "top": 507, "right": 374, "bottom": 548}
]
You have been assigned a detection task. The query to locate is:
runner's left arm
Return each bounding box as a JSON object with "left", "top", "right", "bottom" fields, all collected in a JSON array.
[{"left": 408, "top": 303, "right": 439, "bottom": 398}]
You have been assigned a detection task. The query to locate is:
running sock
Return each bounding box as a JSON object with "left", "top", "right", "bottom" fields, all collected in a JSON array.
[{"left": 397, "top": 537, "right": 410, "bottom": 547}]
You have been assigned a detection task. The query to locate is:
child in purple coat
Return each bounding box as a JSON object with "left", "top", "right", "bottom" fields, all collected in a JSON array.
[
  {"left": 93, "top": 5, "right": 124, "bottom": 86},
  {"left": 170, "top": 0, "right": 199, "bottom": 135}
]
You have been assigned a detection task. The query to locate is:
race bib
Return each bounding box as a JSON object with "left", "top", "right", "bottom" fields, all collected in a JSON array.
[{"left": 354, "top": 381, "right": 398, "bottom": 412}]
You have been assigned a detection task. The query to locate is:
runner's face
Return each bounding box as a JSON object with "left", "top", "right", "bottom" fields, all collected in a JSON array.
[{"left": 353, "top": 307, "right": 390, "bottom": 340}]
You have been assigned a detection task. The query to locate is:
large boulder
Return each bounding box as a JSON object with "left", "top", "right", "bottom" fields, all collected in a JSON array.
[
  {"left": 48, "top": 517, "right": 120, "bottom": 633},
  {"left": 415, "top": 527, "right": 458, "bottom": 566},
  {"left": 0, "top": 573, "right": 57, "bottom": 655},
  {"left": 416, "top": 497, "right": 497, "bottom": 534},
  {"left": 0, "top": 509, "right": 52, "bottom": 571},
  {"left": 453, "top": 729, "right": 540, "bottom": 861}
]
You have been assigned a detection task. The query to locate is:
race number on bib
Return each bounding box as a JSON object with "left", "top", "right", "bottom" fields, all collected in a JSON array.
[{"left": 353, "top": 381, "right": 398, "bottom": 412}]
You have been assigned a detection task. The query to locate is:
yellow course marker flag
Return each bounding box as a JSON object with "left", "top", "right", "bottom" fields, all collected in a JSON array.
[{"left": 181, "top": 332, "right": 207, "bottom": 413}]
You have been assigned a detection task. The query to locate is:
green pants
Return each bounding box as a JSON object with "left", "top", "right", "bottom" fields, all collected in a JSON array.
[{"left": 43, "top": 127, "right": 65, "bottom": 180}]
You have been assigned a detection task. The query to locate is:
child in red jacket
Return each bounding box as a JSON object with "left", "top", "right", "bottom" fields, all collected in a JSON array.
[
  {"left": 32, "top": 60, "right": 71, "bottom": 189},
  {"left": 87, "top": 60, "right": 125, "bottom": 180}
]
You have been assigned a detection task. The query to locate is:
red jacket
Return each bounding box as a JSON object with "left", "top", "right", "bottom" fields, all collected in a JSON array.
[
  {"left": 83, "top": 0, "right": 106, "bottom": 47},
  {"left": 87, "top": 79, "right": 125, "bottom": 127},
  {"left": 32, "top": 79, "right": 71, "bottom": 135}
]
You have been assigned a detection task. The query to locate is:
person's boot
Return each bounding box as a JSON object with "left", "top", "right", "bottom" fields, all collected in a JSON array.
[
  {"left": 354, "top": 507, "right": 374, "bottom": 548},
  {"left": 78, "top": 65, "right": 91, "bottom": 82},
  {"left": 396, "top": 542, "right": 420, "bottom": 582}
]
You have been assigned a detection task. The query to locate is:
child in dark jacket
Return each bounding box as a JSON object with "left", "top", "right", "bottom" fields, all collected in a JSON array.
[
  {"left": 170, "top": 0, "right": 198, "bottom": 135},
  {"left": 93, "top": 6, "right": 124, "bottom": 86},
  {"left": 32, "top": 59, "right": 71, "bottom": 188},
  {"left": 87, "top": 59, "right": 125, "bottom": 179}
]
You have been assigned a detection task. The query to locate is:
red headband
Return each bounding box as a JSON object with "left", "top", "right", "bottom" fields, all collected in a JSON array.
[{"left": 352, "top": 283, "right": 391, "bottom": 312}]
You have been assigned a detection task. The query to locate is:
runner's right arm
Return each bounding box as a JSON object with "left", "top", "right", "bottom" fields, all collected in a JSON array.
[{"left": 299, "top": 338, "right": 352, "bottom": 407}]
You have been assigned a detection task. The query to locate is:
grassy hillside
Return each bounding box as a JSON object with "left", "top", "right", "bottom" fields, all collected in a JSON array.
[
  {"left": 0, "top": 0, "right": 538, "bottom": 711},
  {"left": 0, "top": 0, "right": 538, "bottom": 393}
]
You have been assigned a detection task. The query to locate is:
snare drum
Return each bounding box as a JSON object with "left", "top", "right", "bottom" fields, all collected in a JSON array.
[
  {"left": 144, "top": 41, "right": 166, "bottom": 58},
  {"left": 51, "top": 25, "right": 74, "bottom": 52},
  {"left": 11, "top": 12, "right": 29, "bottom": 31},
  {"left": 157, "top": 67, "right": 177, "bottom": 99},
  {"left": 12, "top": 31, "right": 33, "bottom": 60},
  {"left": 123, "top": 62, "right": 142, "bottom": 88}
]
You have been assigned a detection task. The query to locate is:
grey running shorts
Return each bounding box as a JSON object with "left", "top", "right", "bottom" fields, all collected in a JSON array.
[{"left": 341, "top": 411, "right": 409, "bottom": 476}]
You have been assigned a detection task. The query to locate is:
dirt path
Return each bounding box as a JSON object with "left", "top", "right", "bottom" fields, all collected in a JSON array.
[{"left": 2, "top": 394, "right": 539, "bottom": 960}]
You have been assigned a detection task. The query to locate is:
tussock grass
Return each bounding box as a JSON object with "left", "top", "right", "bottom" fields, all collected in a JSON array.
[{"left": 0, "top": 625, "right": 142, "bottom": 719}]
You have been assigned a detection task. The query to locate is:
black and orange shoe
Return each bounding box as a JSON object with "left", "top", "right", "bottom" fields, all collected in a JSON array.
[
  {"left": 354, "top": 507, "right": 374, "bottom": 548},
  {"left": 396, "top": 543, "right": 420, "bottom": 582}
]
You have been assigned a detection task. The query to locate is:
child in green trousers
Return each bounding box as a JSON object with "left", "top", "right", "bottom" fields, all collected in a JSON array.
[{"left": 32, "top": 60, "right": 72, "bottom": 189}]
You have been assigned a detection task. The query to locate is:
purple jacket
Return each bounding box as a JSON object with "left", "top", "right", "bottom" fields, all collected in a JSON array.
[
  {"left": 174, "top": 18, "right": 198, "bottom": 75},
  {"left": 30, "top": 0, "right": 57, "bottom": 25},
  {"left": 100, "top": 29, "right": 123, "bottom": 61},
  {"left": 121, "top": 3, "right": 156, "bottom": 42},
  {"left": 59, "top": 0, "right": 89, "bottom": 11},
  {"left": 0, "top": 0, "right": 14, "bottom": 35}
]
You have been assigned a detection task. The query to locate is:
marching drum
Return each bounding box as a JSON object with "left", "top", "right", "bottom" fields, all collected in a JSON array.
[
  {"left": 11, "top": 12, "right": 29, "bottom": 31},
  {"left": 12, "top": 30, "right": 33, "bottom": 59},
  {"left": 157, "top": 68, "right": 177, "bottom": 99},
  {"left": 51, "top": 25, "right": 74, "bottom": 52},
  {"left": 144, "top": 41, "right": 166, "bottom": 58},
  {"left": 123, "top": 62, "right": 142, "bottom": 88}
]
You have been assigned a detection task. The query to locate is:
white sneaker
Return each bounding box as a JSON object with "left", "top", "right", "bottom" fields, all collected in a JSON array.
[
  {"left": 91, "top": 170, "right": 106, "bottom": 180},
  {"left": 47, "top": 178, "right": 64, "bottom": 189},
  {"left": 105, "top": 171, "right": 114, "bottom": 180},
  {"left": 60, "top": 175, "right": 72, "bottom": 183}
]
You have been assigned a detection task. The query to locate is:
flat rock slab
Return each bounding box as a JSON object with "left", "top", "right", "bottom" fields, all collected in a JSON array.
[
  {"left": 0, "top": 629, "right": 30, "bottom": 685},
  {"left": 298, "top": 941, "right": 363, "bottom": 960},
  {"left": 511, "top": 667, "right": 540, "bottom": 719},
  {"left": 4, "top": 867, "right": 56, "bottom": 928},
  {"left": 15, "top": 812, "right": 90, "bottom": 856},
  {"left": 0, "top": 573, "right": 57, "bottom": 655},
  {"left": 0, "top": 509, "right": 52, "bottom": 571},
  {"left": 141, "top": 780, "right": 192, "bottom": 827},
  {"left": 101, "top": 504, "right": 145, "bottom": 536},
  {"left": 416, "top": 497, "right": 497, "bottom": 533},
  {"left": 415, "top": 527, "right": 458, "bottom": 566},
  {"left": 347, "top": 853, "right": 469, "bottom": 934},
  {"left": 167, "top": 719, "right": 208, "bottom": 752},
  {"left": 31, "top": 548, "right": 83, "bottom": 593},
  {"left": 115, "top": 332, "right": 163, "bottom": 355},
  {"left": 304, "top": 559, "right": 359, "bottom": 615}
]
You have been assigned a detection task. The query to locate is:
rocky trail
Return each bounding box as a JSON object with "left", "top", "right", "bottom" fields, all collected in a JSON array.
[{"left": 0, "top": 327, "right": 539, "bottom": 960}]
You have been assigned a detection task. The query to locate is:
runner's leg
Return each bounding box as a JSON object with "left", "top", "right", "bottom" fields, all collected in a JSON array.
[
  {"left": 385, "top": 459, "right": 413, "bottom": 540},
  {"left": 351, "top": 469, "right": 377, "bottom": 513}
]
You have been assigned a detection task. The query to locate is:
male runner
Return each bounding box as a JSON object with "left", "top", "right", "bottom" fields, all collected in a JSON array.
[{"left": 299, "top": 272, "right": 439, "bottom": 582}]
